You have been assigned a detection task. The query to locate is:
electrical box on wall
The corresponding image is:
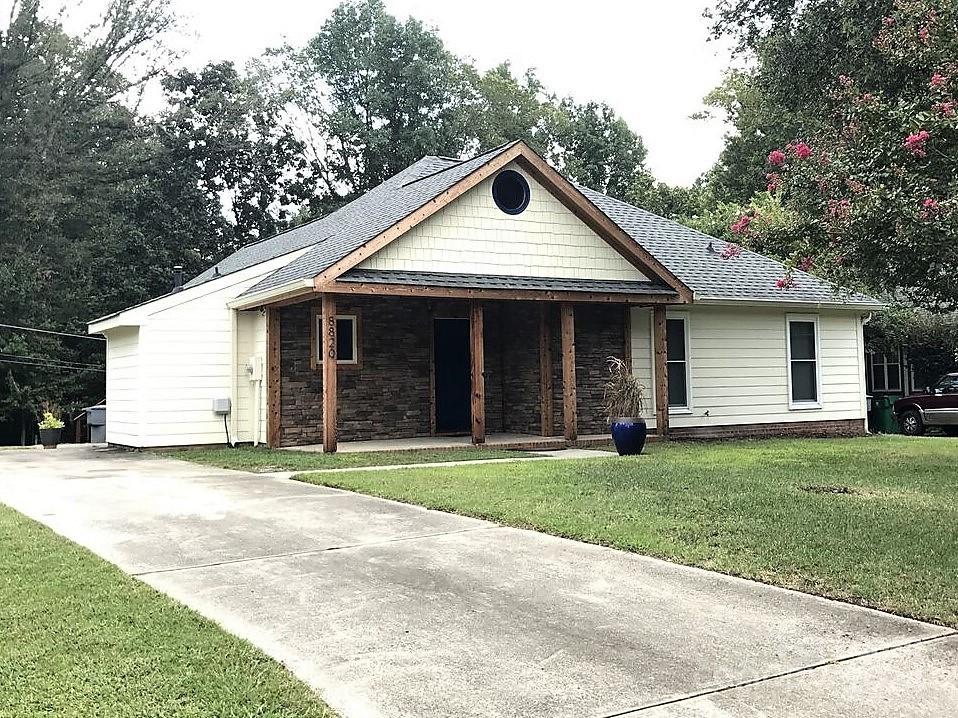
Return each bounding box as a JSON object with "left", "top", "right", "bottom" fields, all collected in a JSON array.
[
  {"left": 212, "top": 398, "right": 231, "bottom": 415},
  {"left": 246, "top": 355, "right": 263, "bottom": 381}
]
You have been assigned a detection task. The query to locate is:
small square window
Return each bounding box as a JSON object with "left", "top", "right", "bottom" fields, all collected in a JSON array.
[{"left": 313, "top": 312, "right": 359, "bottom": 367}]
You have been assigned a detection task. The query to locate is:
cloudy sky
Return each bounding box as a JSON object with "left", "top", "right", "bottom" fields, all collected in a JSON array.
[{"left": 17, "top": 0, "right": 735, "bottom": 186}]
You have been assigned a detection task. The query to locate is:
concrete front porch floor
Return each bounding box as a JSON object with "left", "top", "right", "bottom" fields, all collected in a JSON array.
[
  {"left": 0, "top": 445, "right": 954, "bottom": 718},
  {"left": 282, "top": 431, "right": 611, "bottom": 453}
]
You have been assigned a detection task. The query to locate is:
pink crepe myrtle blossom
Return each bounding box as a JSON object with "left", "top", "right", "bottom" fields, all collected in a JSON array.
[
  {"left": 775, "top": 275, "right": 795, "bottom": 290},
  {"left": 766, "top": 172, "right": 781, "bottom": 192},
  {"left": 846, "top": 178, "right": 866, "bottom": 195},
  {"left": 768, "top": 149, "right": 786, "bottom": 167},
  {"left": 930, "top": 72, "right": 948, "bottom": 89},
  {"left": 730, "top": 215, "right": 752, "bottom": 235},
  {"left": 919, "top": 198, "right": 941, "bottom": 220},
  {"left": 791, "top": 141, "right": 812, "bottom": 159},
  {"left": 720, "top": 243, "right": 743, "bottom": 260},
  {"left": 882, "top": 16, "right": 896, "bottom": 27},
  {"left": 828, "top": 198, "right": 852, "bottom": 222},
  {"left": 919, "top": 26, "right": 931, "bottom": 43},
  {"left": 934, "top": 101, "right": 956, "bottom": 117},
  {"left": 797, "top": 256, "right": 814, "bottom": 272},
  {"left": 903, "top": 130, "right": 930, "bottom": 157}
]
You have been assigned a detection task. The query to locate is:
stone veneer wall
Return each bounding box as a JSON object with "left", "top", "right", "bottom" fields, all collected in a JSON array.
[
  {"left": 278, "top": 296, "right": 627, "bottom": 446},
  {"left": 574, "top": 304, "right": 629, "bottom": 434}
]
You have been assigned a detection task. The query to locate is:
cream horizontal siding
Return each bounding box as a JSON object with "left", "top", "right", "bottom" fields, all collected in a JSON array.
[
  {"left": 109, "top": 251, "right": 306, "bottom": 448},
  {"left": 104, "top": 326, "right": 141, "bottom": 445},
  {"left": 234, "top": 309, "right": 267, "bottom": 444},
  {"left": 631, "top": 306, "right": 866, "bottom": 430},
  {"left": 359, "top": 162, "right": 648, "bottom": 281}
]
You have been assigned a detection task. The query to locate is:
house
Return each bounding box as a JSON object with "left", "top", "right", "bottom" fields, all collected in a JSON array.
[{"left": 88, "top": 141, "right": 883, "bottom": 451}]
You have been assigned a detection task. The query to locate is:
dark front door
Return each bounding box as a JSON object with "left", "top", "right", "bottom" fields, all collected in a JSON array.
[{"left": 434, "top": 318, "right": 471, "bottom": 434}]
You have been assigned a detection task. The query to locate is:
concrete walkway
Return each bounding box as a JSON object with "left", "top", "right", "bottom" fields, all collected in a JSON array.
[{"left": 1, "top": 445, "right": 955, "bottom": 718}]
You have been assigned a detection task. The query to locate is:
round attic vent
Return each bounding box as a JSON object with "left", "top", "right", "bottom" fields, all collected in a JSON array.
[{"left": 492, "top": 169, "right": 531, "bottom": 215}]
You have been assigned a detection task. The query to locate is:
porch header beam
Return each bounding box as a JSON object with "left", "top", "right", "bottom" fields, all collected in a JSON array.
[{"left": 319, "top": 280, "right": 683, "bottom": 305}]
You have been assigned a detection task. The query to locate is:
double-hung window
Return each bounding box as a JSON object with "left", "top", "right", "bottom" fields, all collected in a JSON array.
[
  {"left": 787, "top": 315, "right": 820, "bottom": 408},
  {"left": 870, "top": 352, "right": 901, "bottom": 392},
  {"left": 666, "top": 316, "right": 690, "bottom": 411}
]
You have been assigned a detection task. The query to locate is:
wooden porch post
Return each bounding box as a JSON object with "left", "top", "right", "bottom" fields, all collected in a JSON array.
[
  {"left": 539, "top": 304, "right": 554, "bottom": 437},
  {"left": 652, "top": 305, "right": 669, "bottom": 438},
  {"left": 321, "top": 293, "right": 338, "bottom": 453},
  {"left": 470, "top": 301, "right": 486, "bottom": 444},
  {"left": 266, "top": 307, "right": 281, "bottom": 448},
  {"left": 560, "top": 303, "right": 577, "bottom": 442}
]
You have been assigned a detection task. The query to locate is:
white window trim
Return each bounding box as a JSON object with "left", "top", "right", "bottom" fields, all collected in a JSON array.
[
  {"left": 786, "top": 313, "right": 822, "bottom": 410},
  {"left": 870, "top": 351, "right": 902, "bottom": 393},
  {"left": 316, "top": 313, "right": 359, "bottom": 365},
  {"left": 666, "top": 311, "right": 693, "bottom": 414}
]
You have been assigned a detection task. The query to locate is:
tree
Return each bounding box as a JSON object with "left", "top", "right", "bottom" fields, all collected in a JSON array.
[
  {"left": 470, "top": 63, "right": 553, "bottom": 153},
  {"left": 160, "top": 62, "right": 315, "bottom": 255},
  {"left": 737, "top": 0, "right": 958, "bottom": 307},
  {"left": 703, "top": 0, "right": 899, "bottom": 202},
  {"left": 0, "top": 0, "right": 218, "bottom": 442},
  {"left": 280, "top": 0, "right": 474, "bottom": 202},
  {"left": 549, "top": 100, "right": 648, "bottom": 201}
]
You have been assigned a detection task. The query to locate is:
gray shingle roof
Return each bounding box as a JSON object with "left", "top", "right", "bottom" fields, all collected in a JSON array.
[
  {"left": 339, "top": 269, "right": 678, "bottom": 295},
  {"left": 237, "top": 142, "right": 522, "bottom": 297},
  {"left": 195, "top": 140, "right": 880, "bottom": 307},
  {"left": 577, "top": 185, "right": 881, "bottom": 306},
  {"left": 183, "top": 150, "right": 475, "bottom": 289}
]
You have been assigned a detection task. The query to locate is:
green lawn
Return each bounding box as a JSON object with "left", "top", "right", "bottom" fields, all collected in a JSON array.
[
  {"left": 298, "top": 436, "right": 958, "bottom": 627},
  {"left": 159, "top": 445, "right": 535, "bottom": 472},
  {"left": 0, "top": 505, "right": 335, "bottom": 718}
]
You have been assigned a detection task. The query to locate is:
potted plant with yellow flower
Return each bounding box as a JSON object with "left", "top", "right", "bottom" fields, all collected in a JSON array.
[{"left": 38, "top": 410, "right": 65, "bottom": 449}]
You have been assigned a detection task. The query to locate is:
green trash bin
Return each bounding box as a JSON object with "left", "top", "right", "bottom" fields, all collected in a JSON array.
[{"left": 872, "top": 396, "right": 899, "bottom": 434}]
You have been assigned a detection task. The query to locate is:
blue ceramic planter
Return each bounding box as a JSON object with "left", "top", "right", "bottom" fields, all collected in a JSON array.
[{"left": 610, "top": 418, "right": 647, "bottom": 456}]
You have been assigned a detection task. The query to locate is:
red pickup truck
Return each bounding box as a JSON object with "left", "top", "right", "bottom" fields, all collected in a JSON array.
[{"left": 894, "top": 373, "right": 958, "bottom": 435}]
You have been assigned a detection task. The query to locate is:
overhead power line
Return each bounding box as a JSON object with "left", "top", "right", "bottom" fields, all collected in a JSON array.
[
  {"left": 0, "top": 323, "right": 105, "bottom": 341},
  {"left": 0, "top": 352, "right": 104, "bottom": 370},
  {"left": 0, "top": 358, "right": 105, "bottom": 373}
]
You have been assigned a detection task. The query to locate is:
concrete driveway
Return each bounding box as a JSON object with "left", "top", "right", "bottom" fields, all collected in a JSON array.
[{"left": 0, "top": 445, "right": 954, "bottom": 718}]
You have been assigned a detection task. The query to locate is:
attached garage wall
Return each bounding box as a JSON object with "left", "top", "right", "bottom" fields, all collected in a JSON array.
[
  {"left": 104, "top": 326, "right": 142, "bottom": 445},
  {"left": 630, "top": 305, "right": 867, "bottom": 433},
  {"left": 100, "top": 251, "right": 308, "bottom": 448}
]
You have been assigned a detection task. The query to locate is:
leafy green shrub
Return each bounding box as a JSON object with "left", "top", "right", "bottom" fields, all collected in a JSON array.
[{"left": 38, "top": 411, "right": 65, "bottom": 430}]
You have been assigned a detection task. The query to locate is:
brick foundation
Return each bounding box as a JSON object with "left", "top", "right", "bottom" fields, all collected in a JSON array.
[{"left": 669, "top": 418, "right": 867, "bottom": 440}]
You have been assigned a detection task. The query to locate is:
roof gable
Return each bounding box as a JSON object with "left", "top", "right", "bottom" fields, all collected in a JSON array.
[
  {"left": 197, "top": 141, "right": 879, "bottom": 309},
  {"left": 357, "top": 162, "right": 650, "bottom": 283}
]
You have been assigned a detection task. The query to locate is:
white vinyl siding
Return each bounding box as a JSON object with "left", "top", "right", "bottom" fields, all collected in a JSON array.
[
  {"left": 235, "top": 309, "right": 268, "bottom": 445},
  {"left": 358, "top": 163, "right": 648, "bottom": 282},
  {"left": 631, "top": 306, "right": 865, "bottom": 429},
  {"left": 97, "top": 250, "right": 306, "bottom": 447},
  {"left": 103, "top": 326, "right": 141, "bottom": 445}
]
